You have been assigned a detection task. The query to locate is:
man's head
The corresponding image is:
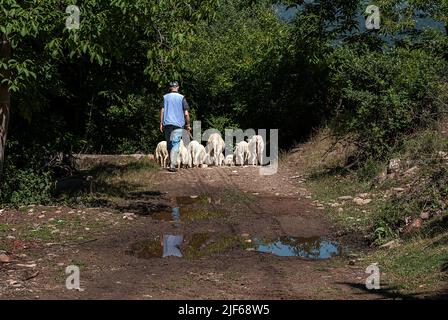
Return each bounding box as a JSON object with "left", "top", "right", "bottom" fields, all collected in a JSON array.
[{"left": 169, "top": 81, "right": 179, "bottom": 92}]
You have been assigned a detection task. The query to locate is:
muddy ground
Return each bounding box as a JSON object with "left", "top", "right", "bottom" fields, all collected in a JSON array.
[{"left": 0, "top": 164, "right": 384, "bottom": 300}]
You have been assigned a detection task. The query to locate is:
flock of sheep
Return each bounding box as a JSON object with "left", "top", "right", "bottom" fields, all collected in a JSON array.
[{"left": 155, "top": 133, "right": 265, "bottom": 169}]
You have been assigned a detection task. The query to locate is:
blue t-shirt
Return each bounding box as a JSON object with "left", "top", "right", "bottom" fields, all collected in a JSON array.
[{"left": 163, "top": 92, "right": 189, "bottom": 128}]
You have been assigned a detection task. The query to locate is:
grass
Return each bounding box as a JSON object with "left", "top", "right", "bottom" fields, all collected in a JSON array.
[
  {"left": 72, "top": 159, "right": 159, "bottom": 207},
  {"left": 180, "top": 208, "right": 225, "bottom": 221},
  {"left": 287, "top": 127, "right": 448, "bottom": 297},
  {"left": 0, "top": 223, "right": 9, "bottom": 233},
  {"left": 364, "top": 234, "right": 448, "bottom": 296},
  {"left": 69, "top": 259, "right": 87, "bottom": 269},
  {"left": 8, "top": 211, "right": 109, "bottom": 244},
  {"left": 25, "top": 224, "right": 55, "bottom": 242},
  {"left": 222, "top": 187, "right": 255, "bottom": 205},
  {"left": 306, "top": 169, "right": 382, "bottom": 234}
]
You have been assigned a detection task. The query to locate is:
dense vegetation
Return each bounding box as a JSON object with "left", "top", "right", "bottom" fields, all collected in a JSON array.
[{"left": 1, "top": 0, "right": 447, "bottom": 209}]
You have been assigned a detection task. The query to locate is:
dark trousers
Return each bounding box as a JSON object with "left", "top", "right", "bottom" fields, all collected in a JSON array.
[
  {"left": 164, "top": 125, "right": 183, "bottom": 168},
  {"left": 164, "top": 125, "right": 182, "bottom": 154}
]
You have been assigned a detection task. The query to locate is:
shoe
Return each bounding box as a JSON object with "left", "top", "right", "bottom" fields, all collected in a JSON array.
[{"left": 167, "top": 168, "right": 178, "bottom": 173}]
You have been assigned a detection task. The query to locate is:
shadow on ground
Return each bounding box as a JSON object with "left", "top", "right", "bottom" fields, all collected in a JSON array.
[
  {"left": 55, "top": 161, "right": 168, "bottom": 215},
  {"left": 340, "top": 282, "right": 448, "bottom": 300}
]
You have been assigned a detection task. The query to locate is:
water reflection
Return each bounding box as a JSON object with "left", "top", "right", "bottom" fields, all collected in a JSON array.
[
  {"left": 128, "top": 232, "right": 235, "bottom": 260},
  {"left": 171, "top": 207, "right": 180, "bottom": 221},
  {"left": 128, "top": 234, "right": 184, "bottom": 259},
  {"left": 252, "top": 236, "right": 342, "bottom": 260},
  {"left": 151, "top": 206, "right": 223, "bottom": 222},
  {"left": 162, "top": 234, "right": 184, "bottom": 258}
]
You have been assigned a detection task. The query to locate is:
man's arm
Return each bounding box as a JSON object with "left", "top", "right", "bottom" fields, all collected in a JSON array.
[
  {"left": 183, "top": 98, "right": 191, "bottom": 131},
  {"left": 185, "top": 110, "right": 191, "bottom": 131},
  {"left": 160, "top": 108, "right": 164, "bottom": 133}
]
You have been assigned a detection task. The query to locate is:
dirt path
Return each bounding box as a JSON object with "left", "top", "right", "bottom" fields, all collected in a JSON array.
[{"left": 0, "top": 165, "right": 383, "bottom": 300}]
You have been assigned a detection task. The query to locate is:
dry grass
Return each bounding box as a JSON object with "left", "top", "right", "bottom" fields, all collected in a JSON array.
[
  {"left": 283, "top": 128, "right": 356, "bottom": 175},
  {"left": 287, "top": 126, "right": 448, "bottom": 298},
  {"left": 365, "top": 233, "right": 448, "bottom": 297}
]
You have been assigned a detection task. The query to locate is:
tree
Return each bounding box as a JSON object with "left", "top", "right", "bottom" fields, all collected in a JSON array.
[
  {"left": 0, "top": 0, "right": 219, "bottom": 183},
  {"left": 0, "top": 33, "right": 11, "bottom": 181}
]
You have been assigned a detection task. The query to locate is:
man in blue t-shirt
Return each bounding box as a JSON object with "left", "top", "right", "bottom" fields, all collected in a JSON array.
[{"left": 160, "top": 81, "right": 191, "bottom": 172}]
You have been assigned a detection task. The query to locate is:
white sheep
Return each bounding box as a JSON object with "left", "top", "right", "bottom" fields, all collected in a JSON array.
[
  {"left": 207, "top": 133, "right": 225, "bottom": 167},
  {"left": 224, "top": 154, "right": 234, "bottom": 166},
  {"left": 155, "top": 141, "right": 169, "bottom": 168},
  {"left": 187, "top": 140, "right": 201, "bottom": 167},
  {"left": 193, "top": 144, "right": 207, "bottom": 167},
  {"left": 218, "top": 153, "right": 225, "bottom": 166},
  {"left": 177, "top": 140, "right": 191, "bottom": 169},
  {"left": 247, "top": 135, "right": 264, "bottom": 166},
  {"left": 234, "top": 141, "right": 249, "bottom": 166},
  {"left": 204, "top": 153, "right": 214, "bottom": 166}
]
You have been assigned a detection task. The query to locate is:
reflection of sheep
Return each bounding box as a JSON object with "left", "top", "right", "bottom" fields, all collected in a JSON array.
[{"left": 155, "top": 141, "right": 169, "bottom": 168}]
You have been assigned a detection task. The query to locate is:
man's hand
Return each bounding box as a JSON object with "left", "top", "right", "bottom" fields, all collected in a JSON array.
[
  {"left": 184, "top": 111, "right": 191, "bottom": 132},
  {"left": 160, "top": 108, "right": 164, "bottom": 133}
]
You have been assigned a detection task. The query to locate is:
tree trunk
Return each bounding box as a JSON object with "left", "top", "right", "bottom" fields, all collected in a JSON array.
[{"left": 0, "top": 33, "right": 11, "bottom": 184}]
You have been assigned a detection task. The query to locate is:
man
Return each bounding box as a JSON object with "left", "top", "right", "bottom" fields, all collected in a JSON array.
[{"left": 160, "top": 81, "right": 191, "bottom": 172}]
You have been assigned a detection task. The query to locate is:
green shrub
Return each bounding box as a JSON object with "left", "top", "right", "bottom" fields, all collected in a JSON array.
[
  {"left": 356, "top": 158, "right": 385, "bottom": 182},
  {"left": 329, "top": 45, "right": 447, "bottom": 159},
  {"left": 399, "top": 129, "right": 448, "bottom": 162},
  {"left": 1, "top": 164, "right": 54, "bottom": 207},
  {"left": 372, "top": 162, "right": 448, "bottom": 244}
]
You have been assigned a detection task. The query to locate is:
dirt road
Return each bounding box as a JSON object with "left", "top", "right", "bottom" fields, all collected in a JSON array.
[{"left": 0, "top": 165, "right": 382, "bottom": 299}]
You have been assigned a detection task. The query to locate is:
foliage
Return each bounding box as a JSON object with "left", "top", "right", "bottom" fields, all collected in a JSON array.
[
  {"left": 328, "top": 45, "right": 447, "bottom": 158},
  {"left": 1, "top": 161, "right": 54, "bottom": 206},
  {"left": 2, "top": 0, "right": 448, "bottom": 206},
  {"left": 1, "top": 0, "right": 220, "bottom": 156},
  {"left": 184, "top": 0, "right": 292, "bottom": 141},
  {"left": 82, "top": 92, "right": 162, "bottom": 154}
]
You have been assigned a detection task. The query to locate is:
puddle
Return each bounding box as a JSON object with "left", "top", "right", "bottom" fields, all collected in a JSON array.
[
  {"left": 127, "top": 233, "right": 239, "bottom": 260},
  {"left": 151, "top": 207, "right": 181, "bottom": 222},
  {"left": 250, "top": 236, "right": 342, "bottom": 260},
  {"left": 127, "top": 234, "right": 187, "bottom": 259},
  {"left": 127, "top": 233, "right": 213, "bottom": 259},
  {"left": 151, "top": 207, "right": 223, "bottom": 222},
  {"left": 127, "top": 236, "right": 165, "bottom": 259},
  {"left": 128, "top": 234, "right": 342, "bottom": 260},
  {"left": 176, "top": 195, "right": 210, "bottom": 206},
  {"left": 150, "top": 194, "right": 224, "bottom": 223}
]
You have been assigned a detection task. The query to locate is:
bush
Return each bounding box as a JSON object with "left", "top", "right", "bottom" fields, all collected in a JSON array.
[
  {"left": 1, "top": 163, "right": 54, "bottom": 207},
  {"left": 356, "top": 158, "right": 386, "bottom": 182},
  {"left": 372, "top": 160, "right": 448, "bottom": 244},
  {"left": 328, "top": 45, "right": 447, "bottom": 159},
  {"left": 85, "top": 92, "right": 162, "bottom": 154}
]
